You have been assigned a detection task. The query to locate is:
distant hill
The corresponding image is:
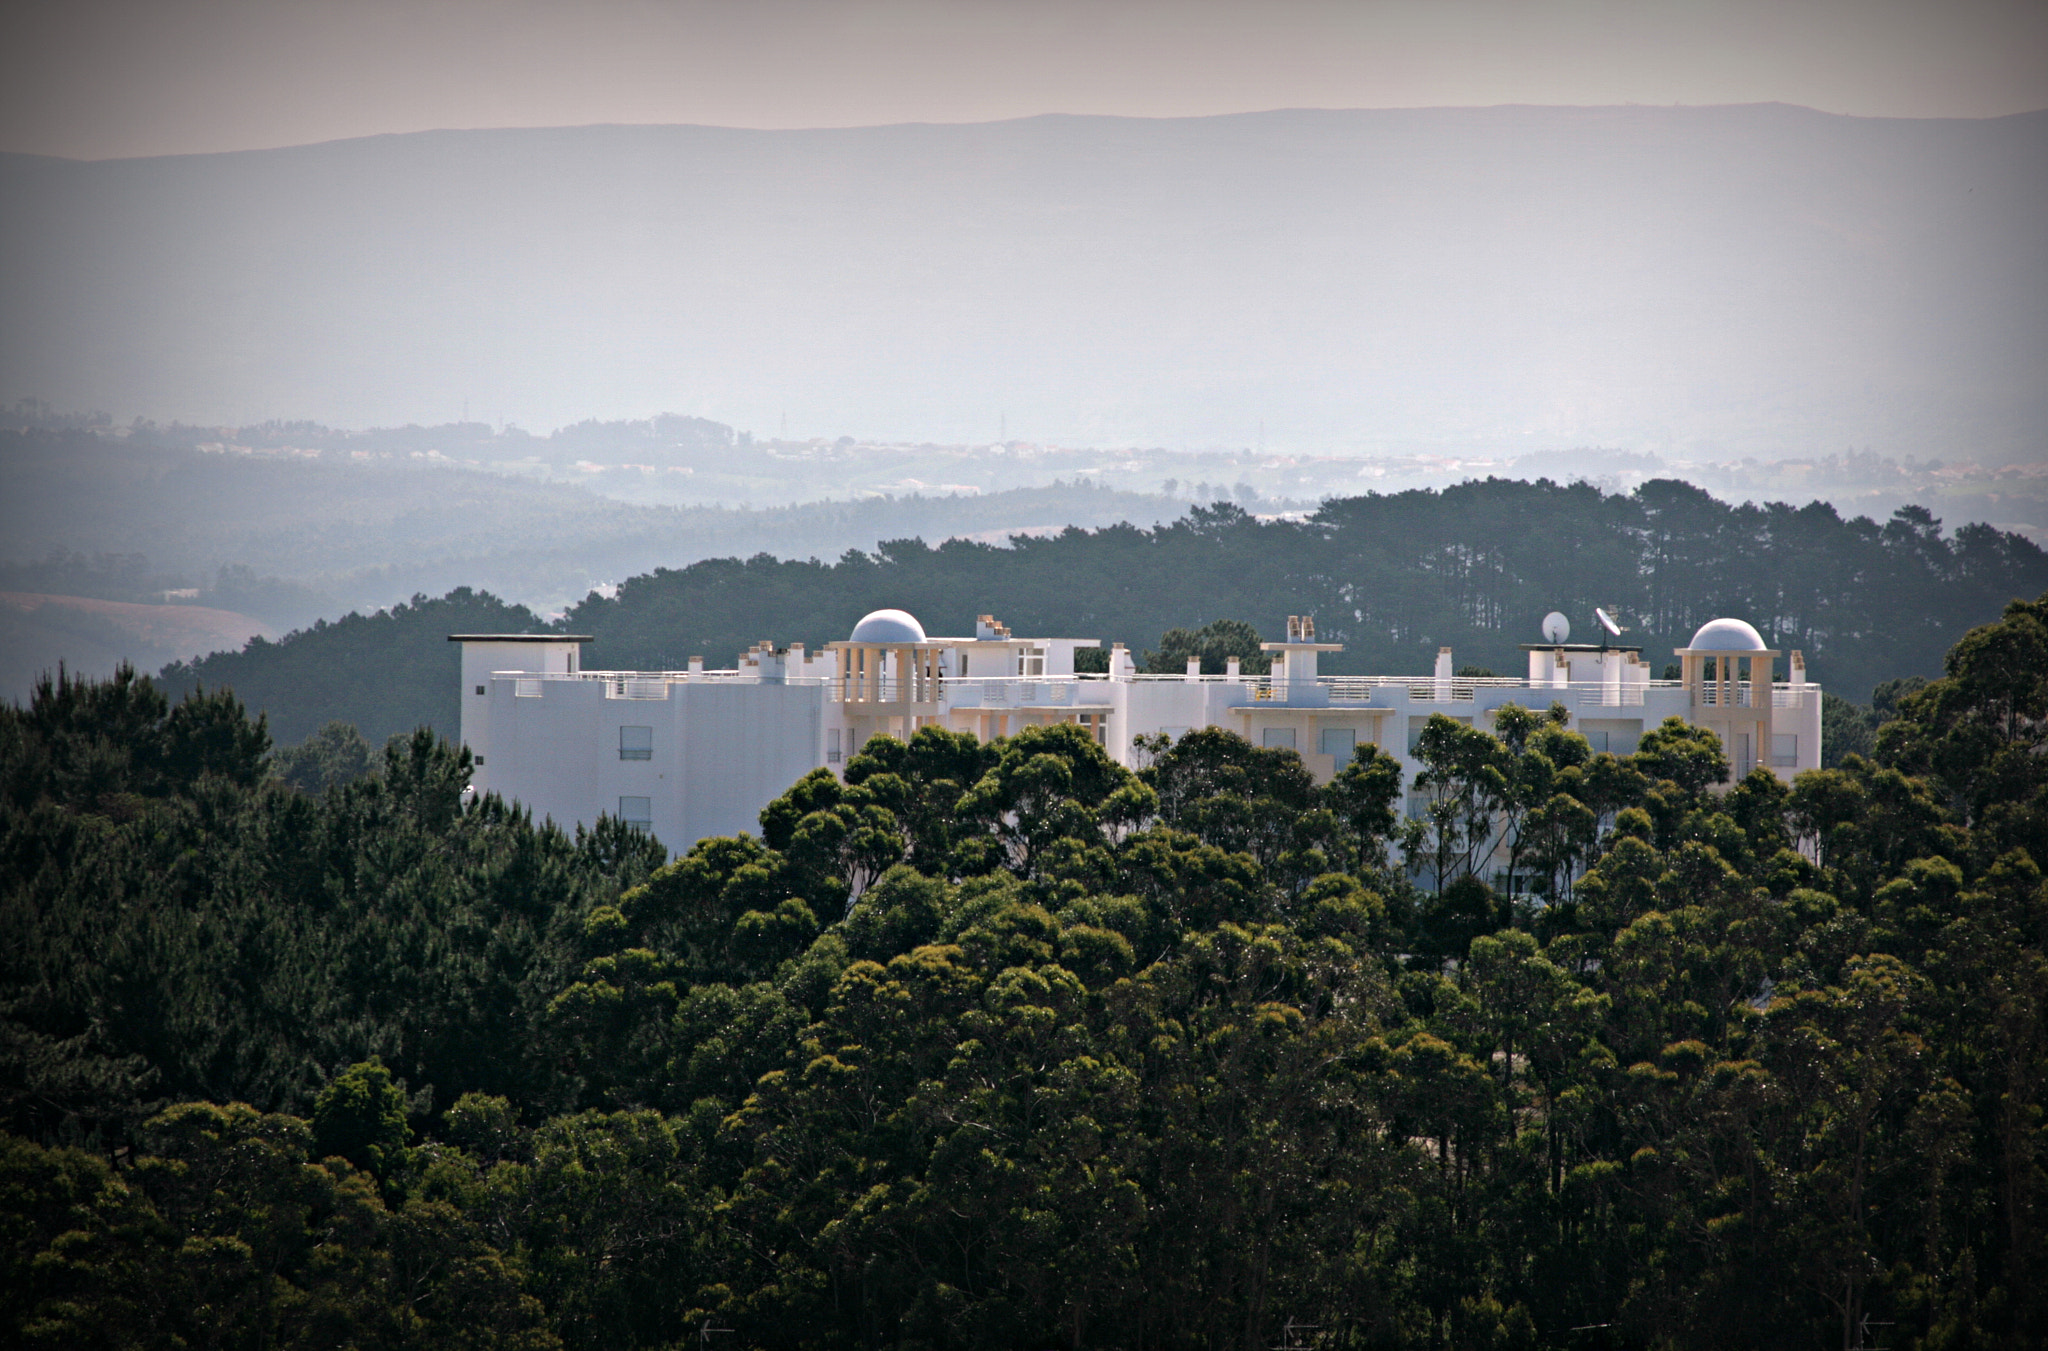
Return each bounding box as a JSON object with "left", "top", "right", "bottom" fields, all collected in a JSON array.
[
  {"left": 0, "top": 426, "right": 1183, "bottom": 619},
  {"left": 4, "top": 106, "right": 2043, "bottom": 457},
  {"left": 1, "top": 591, "right": 273, "bottom": 704}
]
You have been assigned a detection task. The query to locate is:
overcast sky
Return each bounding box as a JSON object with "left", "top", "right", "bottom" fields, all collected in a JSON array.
[{"left": 3, "top": 0, "right": 2044, "bottom": 161}]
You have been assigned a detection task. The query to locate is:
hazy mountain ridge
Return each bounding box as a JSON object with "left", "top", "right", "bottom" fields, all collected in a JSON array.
[
  {"left": 0, "top": 421, "right": 1187, "bottom": 624},
  {"left": 4, "top": 105, "right": 2042, "bottom": 456}
]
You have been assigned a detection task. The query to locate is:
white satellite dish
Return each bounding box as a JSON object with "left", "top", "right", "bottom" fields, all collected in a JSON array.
[
  {"left": 1541, "top": 611, "right": 1570, "bottom": 643},
  {"left": 1595, "top": 607, "right": 1623, "bottom": 637}
]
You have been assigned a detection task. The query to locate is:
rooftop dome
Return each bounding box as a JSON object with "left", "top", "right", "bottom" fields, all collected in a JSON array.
[
  {"left": 1687, "top": 617, "right": 1766, "bottom": 651},
  {"left": 850, "top": 608, "right": 928, "bottom": 644}
]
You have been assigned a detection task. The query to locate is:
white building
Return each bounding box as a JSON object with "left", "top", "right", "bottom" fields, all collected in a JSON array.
[{"left": 452, "top": 609, "right": 1821, "bottom": 853}]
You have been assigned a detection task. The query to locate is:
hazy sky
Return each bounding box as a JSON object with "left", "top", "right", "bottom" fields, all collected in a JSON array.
[{"left": 3, "top": 0, "right": 2044, "bottom": 161}]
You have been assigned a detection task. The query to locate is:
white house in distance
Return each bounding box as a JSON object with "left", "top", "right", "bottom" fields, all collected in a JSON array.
[{"left": 452, "top": 608, "right": 1822, "bottom": 853}]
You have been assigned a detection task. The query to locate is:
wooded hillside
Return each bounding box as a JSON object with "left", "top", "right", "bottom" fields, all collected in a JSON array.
[{"left": 161, "top": 478, "right": 2048, "bottom": 747}]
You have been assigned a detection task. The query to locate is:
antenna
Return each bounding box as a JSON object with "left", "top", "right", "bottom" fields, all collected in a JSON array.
[
  {"left": 1541, "top": 611, "right": 1570, "bottom": 644},
  {"left": 1595, "top": 607, "right": 1623, "bottom": 637},
  {"left": 1271, "top": 1318, "right": 1321, "bottom": 1351}
]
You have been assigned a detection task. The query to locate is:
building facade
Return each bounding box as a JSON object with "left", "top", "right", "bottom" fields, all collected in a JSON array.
[{"left": 453, "top": 609, "right": 1822, "bottom": 853}]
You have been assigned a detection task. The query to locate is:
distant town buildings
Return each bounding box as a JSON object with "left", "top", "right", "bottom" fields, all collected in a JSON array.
[{"left": 453, "top": 608, "right": 1821, "bottom": 854}]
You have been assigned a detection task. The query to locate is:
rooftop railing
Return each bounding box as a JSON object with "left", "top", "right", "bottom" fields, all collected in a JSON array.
[
  {"left": 495, "top": 669, "right": 1815, "bottom": 709},
  {"left": 497, "top": 669, "right": 833, "bottom": 699}
]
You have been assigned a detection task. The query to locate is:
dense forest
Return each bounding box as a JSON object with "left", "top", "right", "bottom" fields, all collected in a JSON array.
[
  {"left": 6, "top": 592, "right": 2045, "bottom": 1348},
  {"left": 159, "top": 477, "right": 2048, "bottom": 748}
]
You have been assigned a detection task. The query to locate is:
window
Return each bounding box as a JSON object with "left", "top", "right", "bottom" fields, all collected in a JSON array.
[
  {"left": 1320, "top": 727, "right": 1357, "bottom": 758},
  {"left": 1772, "top": 733, "right": 1799, "bottom": 767},
  {"left": 618, "top": 797, "right": 652, "bottom": 832},
  {"left": 619, "top": 725, "right": 653, "bottom": 760},
  {"left": 475, "top": 684, "right": 486, "bottom": 696},
  {"left": 1263, "top": 727, "right": 1297, "bottom": 750},
  {"left": 472, "top": 755, "right": 484, "bottom": 766},
  {"left": 827, "top": 728, "right": 842, "bottom": 764}
]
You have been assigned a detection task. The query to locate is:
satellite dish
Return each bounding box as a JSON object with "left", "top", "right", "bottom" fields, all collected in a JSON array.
[
  {"left": 1541, "top": 611, "right": 1570, "bottom": 643},
  {"left": 1595, "top": 607, "right": 1623, "bottom": 637}
]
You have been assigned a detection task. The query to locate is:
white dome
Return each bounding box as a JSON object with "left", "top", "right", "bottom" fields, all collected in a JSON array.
[
  {"left": 850, "top": 608, "right": 927, "bottom": 644},
  {"left": 1687, "top": 617, "right": 1766, "bottom": 651}
]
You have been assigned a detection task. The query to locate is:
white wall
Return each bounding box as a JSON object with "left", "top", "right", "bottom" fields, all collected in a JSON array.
[{"left": 477, "top": 675, "right": 827, "bottom": 853}]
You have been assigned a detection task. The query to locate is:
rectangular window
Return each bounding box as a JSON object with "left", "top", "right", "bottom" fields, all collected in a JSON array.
[
  {"left": 1772, "top": 733, "right": 1799, "bottom": 767},
  {"left": 618, "top": 797, "right": 652, "bottom": 832},
  {"left": 619, "top": 725, "right": 653, "bottom": 760},
  {"left": 472, "top": 755, "right": 484, "bottom": 766},
  {"left": 475, "top": 684, "right": 486, "bottom": 696},
  {"left": 1320, "top": 727, "right": 1357, "bottom": 758},
  {"left": 1262, "top": 727, "right": 1297, "bottom": 751},
  {"left": 827, "top": 728, "right": 842, "bottom": 764}
]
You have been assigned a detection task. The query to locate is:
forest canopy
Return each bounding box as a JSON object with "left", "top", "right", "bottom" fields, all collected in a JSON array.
[
  {"left": 156, "top": 478, "right": 2048, "bottom": 749},
  {"left": 5, "top": 593, "right": 2046, "bottom": 1348}
]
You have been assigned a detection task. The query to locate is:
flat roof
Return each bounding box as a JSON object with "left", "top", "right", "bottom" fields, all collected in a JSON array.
[
  {"left": 1515, "top": 643, "right": 1644, "bottom": 653},
  {"left": 447, "top": 634, "right": 593, "bottom": 642}
]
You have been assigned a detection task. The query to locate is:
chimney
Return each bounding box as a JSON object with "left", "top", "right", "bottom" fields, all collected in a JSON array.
[
  {"left": 1226, "top": 655, "right": 1241, "bottom": 678},
  {"left": 1186, "top": 657, "right": 1202, "bottom": 677}
]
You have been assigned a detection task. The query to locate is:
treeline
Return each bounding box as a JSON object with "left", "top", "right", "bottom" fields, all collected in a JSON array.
[
  {"left": 158, "top": 478, "right": 2047, "bottom": 752},
  {"left": 566, "top": 480, "right": 2045, "bottom": 701},
  {"left": 6, "top": 596, "right": 2046, "bottom": 1347},
  {"left": 161, "top": 589, "right": 548, "bottom": 745}
]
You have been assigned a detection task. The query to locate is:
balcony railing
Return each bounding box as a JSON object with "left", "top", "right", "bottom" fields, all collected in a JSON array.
[
  {"left": 493, "top": 669, "right": 1815, "bottom": 712},
  {"left": 1242, "top": 675, "right": 1685, "bottom": 707},
  {"left": 491, "top": 669, "right": 831, "bottom": 700},
  {"left": 836, "top": 676, "right": 1113, "bottom": 706}
]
